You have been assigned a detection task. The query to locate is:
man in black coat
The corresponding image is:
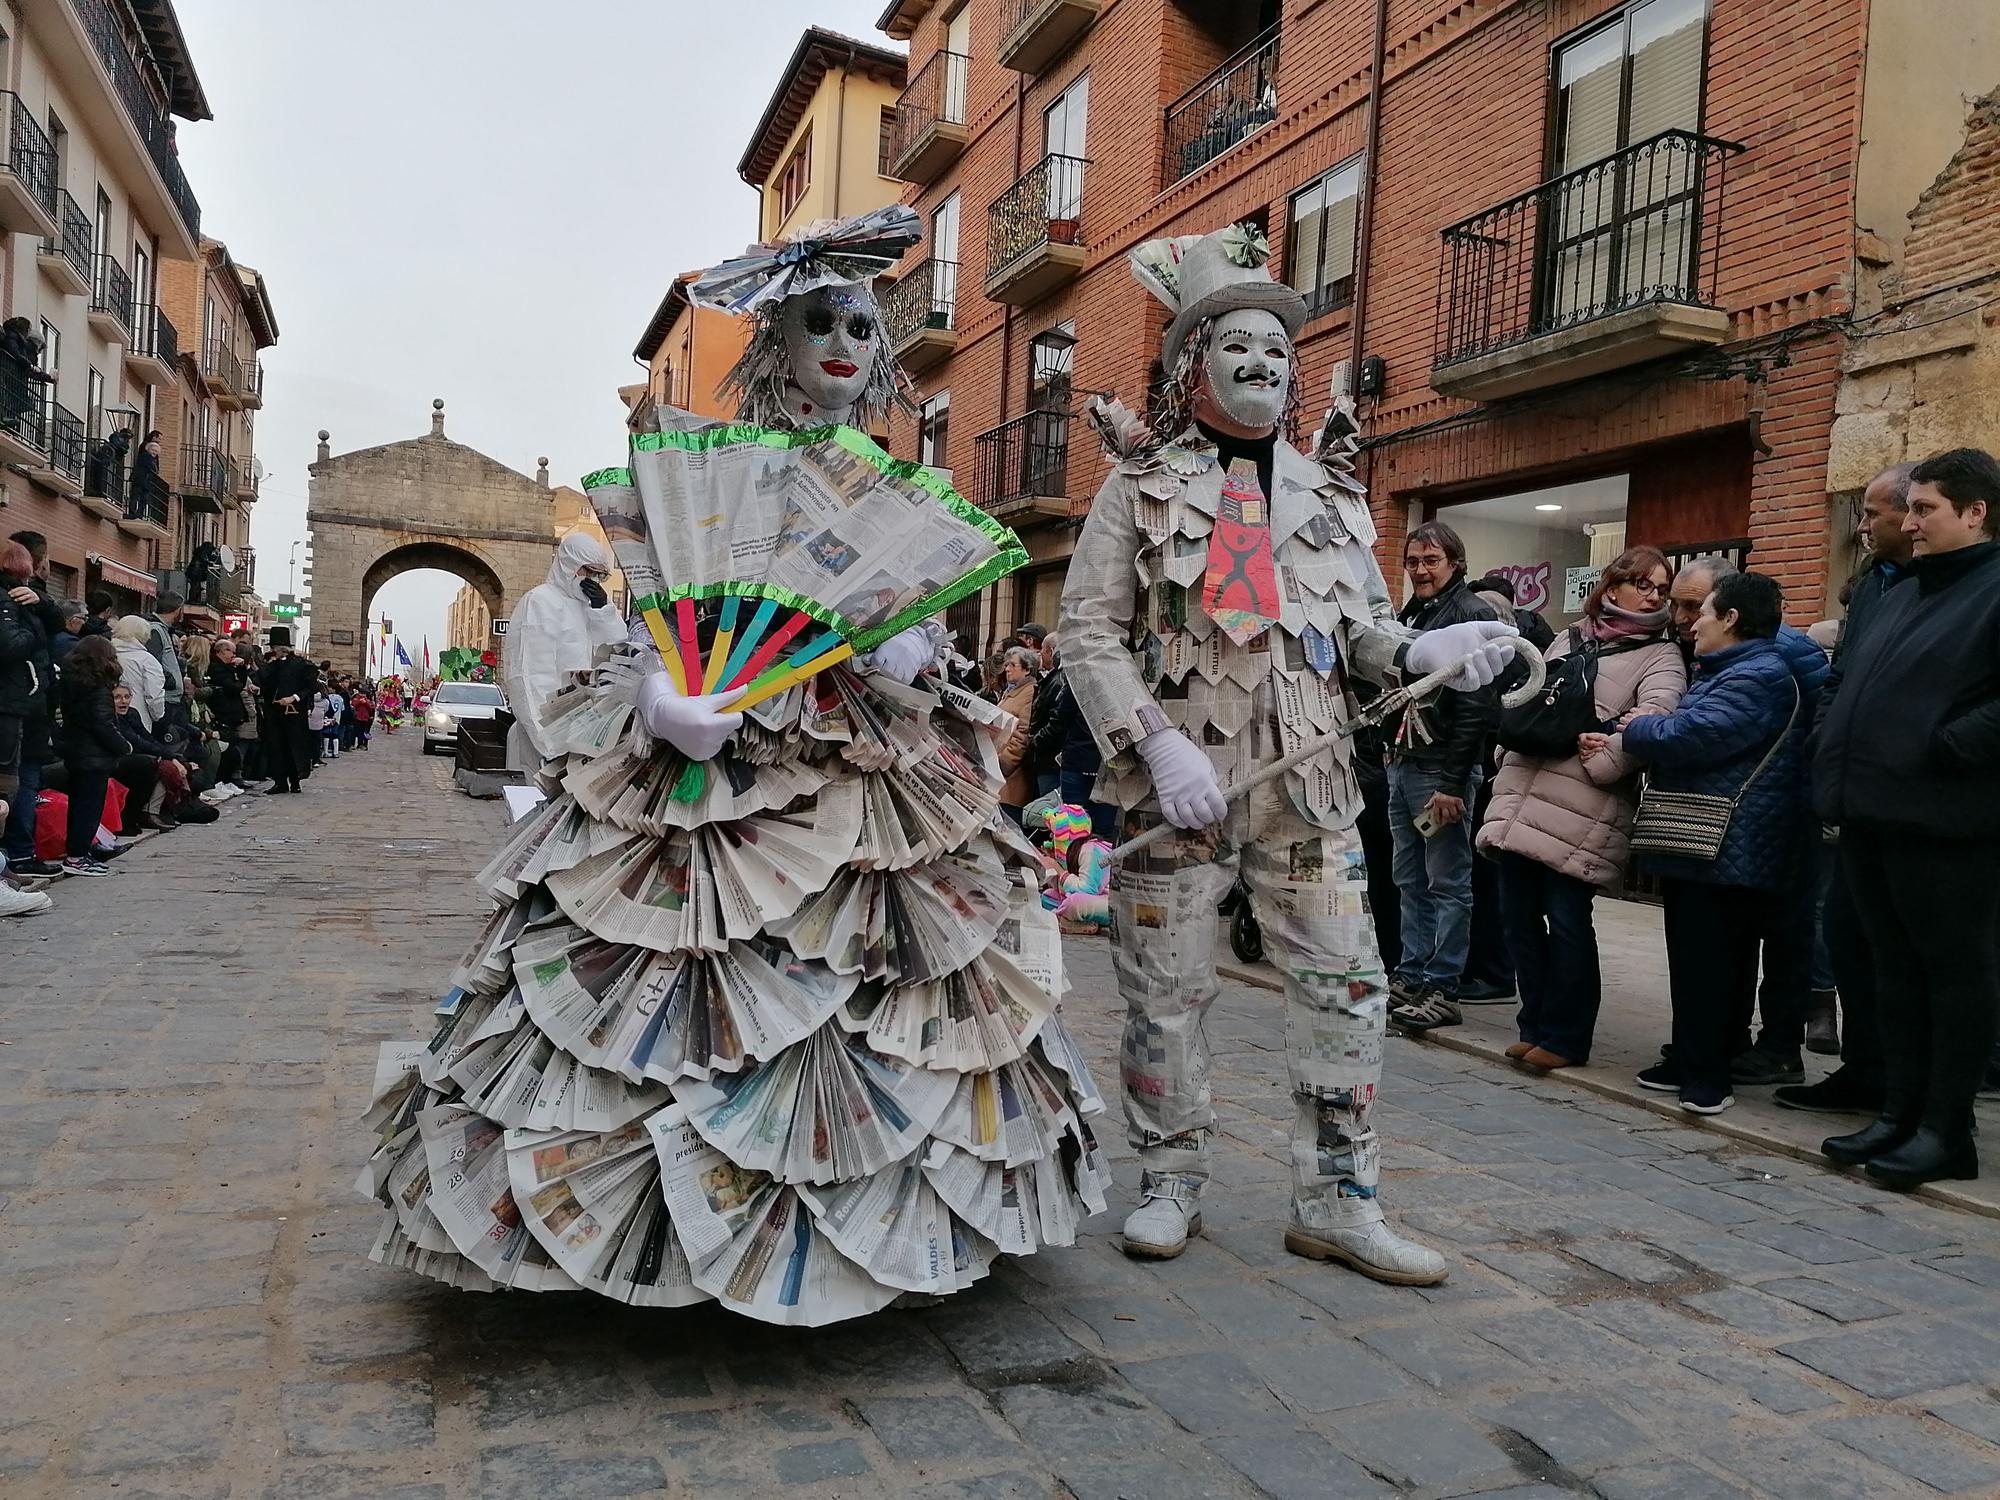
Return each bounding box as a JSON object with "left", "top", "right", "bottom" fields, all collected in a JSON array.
[
  {"left": 1812, "top": 447, "right": 2000, "bottom": 1190},
  {"left": 1776, "top": 462, "right": 1914, "bottom": 1118},
  {"left": 257, "top": 626, "right": 318, "bottom": 794},
  {"left": 4, "top": 531, "right": 66, "bottom": 876},
  {"left": 1383, "top": 521, "right": 1502, "bottom": 1032}
]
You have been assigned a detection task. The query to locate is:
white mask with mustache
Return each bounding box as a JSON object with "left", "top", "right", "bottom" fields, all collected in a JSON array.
[
  {"left": 780, "top": 285, "right": 881, "bottom": 423},
  {"left": 1197, "top": 309, "right": 1293, "bottom": 432}
]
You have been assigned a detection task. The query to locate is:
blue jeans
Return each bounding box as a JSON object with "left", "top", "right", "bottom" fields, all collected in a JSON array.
[
  {"left": 1387, "top": 761, "right": 1480, "bottom": 991},
  {"left": 1497, "top": 851, "right": 1602, "bottom": 1061},
  {"left": 3, "top": 749, "right": 42, "bottom": 863}
]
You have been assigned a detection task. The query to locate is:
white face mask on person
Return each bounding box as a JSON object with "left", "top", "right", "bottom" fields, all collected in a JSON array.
[
  {"left": 1197, "top": 309, "right": 1293, "bottom": 433},
  {"left": 780, "top": 286, "right": 881, "bottom": 417}
]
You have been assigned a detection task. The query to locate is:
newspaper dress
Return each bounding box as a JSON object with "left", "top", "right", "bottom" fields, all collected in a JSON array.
[{"left": 359, "top": 420, "right": 1109, "bottom": 1327}]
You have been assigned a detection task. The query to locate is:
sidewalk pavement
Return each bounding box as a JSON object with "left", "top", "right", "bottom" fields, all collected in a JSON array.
[
  {"left": 1226, "top": 898, "right": 1999, "bottom": 1219},
  {"left": 4, "top": 731, "right": 2000, "bottom": 1499}
]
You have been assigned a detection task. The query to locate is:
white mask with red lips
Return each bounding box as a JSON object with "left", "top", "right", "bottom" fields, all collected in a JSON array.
[{"left": 779, "top": 285, "right": 882, "bottom": 426}]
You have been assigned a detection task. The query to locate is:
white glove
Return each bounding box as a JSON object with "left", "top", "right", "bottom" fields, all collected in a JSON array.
[
  {"left": 856, "top": 625, "right": 937, "bottom": 685},
  {"left": 1404, "top": 619, "right": 1523, "bottom": 692},
  {"left": 636, "top": 671, "right": 745, "bottom": 762},
  {"left": 1138, "top": 728, "right": 1229, "bottom": 831},
  {"left": 593, "top": 652, "right": 653, "bottom": 706}
]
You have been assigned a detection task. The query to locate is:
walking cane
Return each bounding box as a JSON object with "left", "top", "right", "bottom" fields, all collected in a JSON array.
[{"left": 1108, "top": 643, "right": 1547, "bottom": 865}]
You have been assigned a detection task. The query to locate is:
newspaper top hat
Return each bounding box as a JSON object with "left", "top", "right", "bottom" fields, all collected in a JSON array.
[{"left": 1133, "top": 222, "right": 1308, "bottom": 362}]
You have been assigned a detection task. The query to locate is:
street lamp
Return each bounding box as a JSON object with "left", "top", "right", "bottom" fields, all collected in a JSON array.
[{"left": 289, "top": 539, "right": 302, "bottom": 596}]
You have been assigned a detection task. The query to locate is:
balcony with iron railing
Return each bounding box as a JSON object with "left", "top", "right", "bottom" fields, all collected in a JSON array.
[
  {"left": 23, "top": 401, "right": 85, "bottom": 499},
  {"left": 998, "top": 0, "right": 1101, "bottom": 76},
  {"left": 889, "top": 50, "right": 969, "bottom": 183},
  {"left": 0, "top": 92, "right": 58, "bottom": 239},
  {"left": 80, "top": 415, "right": 127, "bottom": 518},
  {"left": 38, "top": 188, "right": 92, "bottom": 296},
  {"left": 176, "top": 441, "right": 224, "bottom": 514},
  {"left": 205, "top": 340, "right": 246, "bottom": 407},
  {"left": 1163, "top": 26, "right": 1280, "bottom": 186},
  {"left": 244, "top": 357, "right": 264, "bottom": 409},
  {"left": 0, "top": 364, "right": 51, "bottom": 468},
  {"left": 89, "top": 253, "right": 133, "bottom": 340},
  {"left": 972, "top": 408, "right": 1073, "bottom": 522},
  {"left": 119, "top": 466, "right": 170, "bottom": 540},
  {"left": 884, "top": 258, "right": 960, "bottom": 374},
  {"left": 215, "top": 450, "right": 242, "bottom": 506},
  {"left": 125, "top": 303, "right": 177, "bottom": 385},
  {"left": 986, "top": 153, "right": 1086, "bottom": 306},
  {"left": 71, "top": 0, "right": 201, "bottom": 243},
  {"left": 1432, "top": 129, "right": 1746, "bottom": 402}
]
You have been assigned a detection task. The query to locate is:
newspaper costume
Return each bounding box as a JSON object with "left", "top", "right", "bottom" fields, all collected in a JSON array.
[
  {"left": 1060, "top": 224, "right": 1518, "bottom": 1282},
  {"left": 360, "top": 205, "right": 1107, "bottom": 1324}
]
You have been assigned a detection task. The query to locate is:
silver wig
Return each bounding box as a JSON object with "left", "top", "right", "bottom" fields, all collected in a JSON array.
[{"left": 719, "top": 296, "right": 913, "bottom": 431}]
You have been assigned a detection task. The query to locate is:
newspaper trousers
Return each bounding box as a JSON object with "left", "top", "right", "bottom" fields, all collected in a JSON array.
[{"left": 1112, "top": 777, "right": 1388, "bottom": 1230}]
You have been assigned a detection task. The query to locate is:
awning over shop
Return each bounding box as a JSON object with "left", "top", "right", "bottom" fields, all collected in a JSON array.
[{"left": 91, "top": 555, "right": 159, "bottom": 596}]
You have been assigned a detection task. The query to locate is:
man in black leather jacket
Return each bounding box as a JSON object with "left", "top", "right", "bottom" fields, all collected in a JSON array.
[{"left": 1383, "top": 522, "right": 1502, "bottom": 1032}]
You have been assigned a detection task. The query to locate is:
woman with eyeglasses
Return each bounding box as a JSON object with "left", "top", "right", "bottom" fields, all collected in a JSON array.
[{"left": 1476, "top": 546, "right": 1685, "bottom": 1073}]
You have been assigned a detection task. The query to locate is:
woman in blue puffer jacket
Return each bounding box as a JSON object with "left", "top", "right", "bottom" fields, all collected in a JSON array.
[{"left": 1578, "top": 572, "right": 1807, "bottom": 1116}]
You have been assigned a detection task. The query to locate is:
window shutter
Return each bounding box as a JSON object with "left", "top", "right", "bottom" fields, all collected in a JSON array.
[{"left": 1627, "top": 0, "right": 1705, "bottom": 140}]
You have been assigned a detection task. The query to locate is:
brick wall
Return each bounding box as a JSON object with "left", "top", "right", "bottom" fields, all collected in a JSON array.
[
  {"left": 1899, "top": 90, "right": 2000, "bottom": 302},
  {"left": 882, "top": 0, "right": 1872, "bottom": 635}
]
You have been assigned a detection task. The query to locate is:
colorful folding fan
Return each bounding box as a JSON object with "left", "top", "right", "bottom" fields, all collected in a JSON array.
[{"left": 584, "top": 423, "right": 1028, "bottom": 719}]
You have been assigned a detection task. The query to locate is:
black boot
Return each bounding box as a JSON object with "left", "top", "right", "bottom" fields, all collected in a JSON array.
[
  {"left": 1804, "top": 990, "right": 1840, "bottom": 1056},
  {"left": 1775, "top": 1067, "right": 1884, "bottom": 1115},
  {"left": 1864, "top": 1126, "right": 1978, "bottom": 1190},
  {"left": 1823, "top": 1110, "right": 1917, "bottom": 1166}
]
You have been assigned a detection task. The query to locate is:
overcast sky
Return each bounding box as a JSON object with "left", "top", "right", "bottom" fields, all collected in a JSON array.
[{"left": 171, "top": 0, "right": 894, "bottom": 659}]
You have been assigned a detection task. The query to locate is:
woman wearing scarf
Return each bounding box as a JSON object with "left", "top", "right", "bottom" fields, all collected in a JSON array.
[{"left": 1476, "top": 547, "right": 1685, "bottom": 1071}]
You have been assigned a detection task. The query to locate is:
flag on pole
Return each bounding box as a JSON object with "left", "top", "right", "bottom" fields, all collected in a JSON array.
[
  {"left": 395, "top": 638, "right": 414, "bottom": 674},
  {"left": 421, "top": 637, "right": 431, "bottom": 682}
]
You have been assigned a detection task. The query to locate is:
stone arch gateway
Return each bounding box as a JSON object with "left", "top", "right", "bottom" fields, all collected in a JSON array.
[{"left": 305, "top": 402, "right": 556, "bottom": 677}]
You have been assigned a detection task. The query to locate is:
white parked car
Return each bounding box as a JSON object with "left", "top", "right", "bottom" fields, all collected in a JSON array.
[{"left": 422, "top": 681, "right": 507, "bottom": 754}]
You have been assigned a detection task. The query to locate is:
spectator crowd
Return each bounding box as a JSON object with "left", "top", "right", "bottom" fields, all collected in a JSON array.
[
  {"left": 0, "top": 528, "right": 385, "bottom": 917},
  {"left": 998, "top": 449, "right": 2000, "bottom": 1193}
]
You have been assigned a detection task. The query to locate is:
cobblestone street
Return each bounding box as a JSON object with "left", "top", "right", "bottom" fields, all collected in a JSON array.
[{"left": 5, "top": 730, "right": 2000, "bottom": 1500}]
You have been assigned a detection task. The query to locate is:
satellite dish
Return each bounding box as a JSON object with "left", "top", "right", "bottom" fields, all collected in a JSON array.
[{"left": 218, "top": 544, "right": 237, "bottom": 572}]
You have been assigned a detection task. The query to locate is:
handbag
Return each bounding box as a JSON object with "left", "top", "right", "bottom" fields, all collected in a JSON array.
[{"left": 1630, "top": 680, "right": 1800, "bottom": 862}]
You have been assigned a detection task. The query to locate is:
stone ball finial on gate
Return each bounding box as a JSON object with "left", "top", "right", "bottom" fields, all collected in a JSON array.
[
  {"left": 316, "top": 429, "right": 330, "bottom": 462},
  {"left": 431, "top": 399, "right": 446, "bottom": 437},
  {"left": 536, "top": 456, "right": 550, "bottom": 489}
]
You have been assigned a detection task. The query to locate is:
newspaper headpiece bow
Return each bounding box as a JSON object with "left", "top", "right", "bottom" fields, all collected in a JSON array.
[{"left": 690, "top": 205, "right": 923, "bottom": 317}]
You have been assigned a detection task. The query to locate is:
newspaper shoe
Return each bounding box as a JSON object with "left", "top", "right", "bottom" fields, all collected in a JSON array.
[
  {"left": 1121, "top": 1194, "right": 1201, "bottom": 1260},
  {"left": 1284, "top": 1201, "right": 1446, "bottom": 1286}
]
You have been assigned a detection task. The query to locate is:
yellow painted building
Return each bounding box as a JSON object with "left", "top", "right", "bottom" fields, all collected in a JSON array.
[{"left": 741, "top": 28, "right": 907, "bottom": 243}]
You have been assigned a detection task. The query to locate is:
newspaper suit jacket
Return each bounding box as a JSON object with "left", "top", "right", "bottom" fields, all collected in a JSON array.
[{"left": 1059, "top": 417, "right": 1418, "bottom": 835}]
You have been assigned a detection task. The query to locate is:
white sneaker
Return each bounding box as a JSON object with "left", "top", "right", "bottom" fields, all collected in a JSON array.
[
  {"left": 1286, "top": 1217, "right": 1448, "bottom": 1286},
  {"left": 0, "top": 884, "right": 51, "bottom": 916},
  {"left": 199, "top": 790, "right": 227, "bottom": 805},
  {"left": 1120, "top": 1195, "right": 1201, "bottom": 1260}
]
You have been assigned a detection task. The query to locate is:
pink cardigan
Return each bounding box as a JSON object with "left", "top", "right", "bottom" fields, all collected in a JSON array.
[{"left": 1476, "top": 629, "right": 1687, "bottom": 886}]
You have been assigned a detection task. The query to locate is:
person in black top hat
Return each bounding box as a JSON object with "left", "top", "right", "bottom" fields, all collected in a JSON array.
[{"left": 257, "top": 626, "right": 318, "bottom": 793}]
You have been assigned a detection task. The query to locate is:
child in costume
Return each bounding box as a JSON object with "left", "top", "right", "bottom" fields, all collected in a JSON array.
[
  {"left": 1034, "top": 802, "right": 1112, "bottom": 930},
  {"left": 360, "top": 206, "right": 1106, "bottom": 1325},
  {"left": 1059, "top": 223, "right": 1522, "bottom": 1282}
]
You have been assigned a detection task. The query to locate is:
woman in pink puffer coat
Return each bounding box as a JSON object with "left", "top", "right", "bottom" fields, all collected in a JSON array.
[{"left": 1476, "top": 546, "right": 1686, "bottom": 1072}]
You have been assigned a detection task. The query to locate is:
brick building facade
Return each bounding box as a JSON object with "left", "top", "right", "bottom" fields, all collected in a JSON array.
[{"left": 873, "top": 0, "right": 1999, "bottom": 650}]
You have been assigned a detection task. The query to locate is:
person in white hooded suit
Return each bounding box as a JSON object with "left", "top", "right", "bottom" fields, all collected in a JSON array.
[{"left": 502, "top": 531, "right": 625, "bottom": 771}]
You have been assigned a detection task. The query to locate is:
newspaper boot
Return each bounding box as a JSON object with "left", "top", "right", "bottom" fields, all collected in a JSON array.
[
  {"left": 1121, "top": 1135, "right": 1206, "bottom": 1259},
  {"left": 1110, "top": 811, "right": 1236, "bottom": 1261}
]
